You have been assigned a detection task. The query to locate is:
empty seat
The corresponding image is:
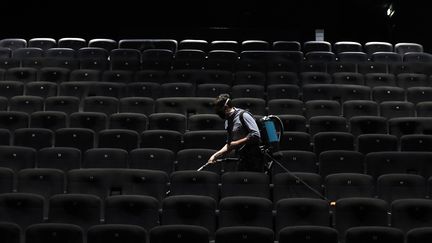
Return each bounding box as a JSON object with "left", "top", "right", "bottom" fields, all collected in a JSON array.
[
  {"left": 406, "top": 227, "right": 432, "bottom": 243},
  {"left": 334, "top": 41, "right": 362, "bottom": 54},
  {"left": 77, "top": 47, "right": 109, "bottom": 70},
  {"left": 47, "top": 194, "right": 102, "bottom": 230},
  {"left": 82, "top": 148, "right": 128, "bottom": 168},
  {"left": 9, "top": 95, "right": 44, "bottom": 114},
  {"left": 417, "top": 101, "right": 432, "bottom": 117},
  {"left": 69, "top": 69, "right": 101, "bottom": 81},
  {"left": 365, "top": 73, "right": 396, "bottom": 87},
  {"left": 119, "top": 97, "right": 154, "bottom": 116},
  {"left": 183, "top": 130, "right": 226, "bottom": 150},
  {"left": 371, "top": 52, "right": 403, "bottom": 63},
  {"left": 278, "top": 226, "right": 338, "bottom": 243},
  {"left": 0, "top": 222, "right": 21, "bottom": 243},
  {"left": 110, "top": 48, "right": 141, "bottom": 71},
  {"left": 349, "top": 116, "right": 388, "bottom": 137},
  {"left": 69, "top": 112, "right": 108, "bottom": 132},
  {"left": 101, "top": 70, "right": 134, "bottom": 83},
  {"left": 0, "top": 193, "right": 44, "bottom": 228},
  {"left": 87, "top": 224, "right": 147, "bottom": 243},
  {"left": 30, "top": 111, "right": 67, "bottom": 130},
  {"left": 333, "top": 72, "right": 365, "bottom": 85},
  {"left": 88, "top": 82, "right": 125, "bottom": 98},
  {"left": 176, "top": 148, "right": 220, "bottom": 174},
  {"left": 267, "top": 99, "right": 304, "bottom": 115},
  {"left": 313, "top": 132, "right": 354, "bottom": 155},
  {"left": 55, "top": 128, "right": 95, "bottom": 152},
  {"left": 215, "top": 226, "right": 274, "bottom": 243},
  {"left": 272, "top": 172, "right": 324, "bottom": 201},
  {"left": 28, "top": 38, "right": 57, "bottom": 50},
  {"left": 0, "top": 168, "right": 14, "bottom": 193},
  {"left": 395, "top": 42, "right": 423, "bottom": 54},
  {"left": 218, "top": 196, "right": 273, "bottom": 229},
  {"left": 140, "top": 130, "right": 182, "bottom": 152},
  {"left": 134, "top": 70, "right": 167, "bottom": 83},
  {"left": 302, "top": 84, "right": 336, "bottom": 101},
  {"left": 345, "top": 226, "right": 404, "bottom": 243},
  {"left": 308, "top": 116, "right": 348, "bottom": 136},
  {"left": 318, "top": 150, "right": 364, "bottom": 177},
  {"left": 0, "top": 38, "right": 27, "bottom": 50},
  {"left": 391, "top": 198, "right": 432, "bottom": 233},
  {"left": 169, "top": 170, "right": 219, "bottom": 200},
  {"left": 88, "top": 38, "right": 117, "bottom": 51},
  {"left": 377, "top": 174, "right": 426, "bottom": 203},
  {"left": 25, "top": 81, "right": 57, "bottom": 98},
  {"left": 129, "top": 148, "right": 175, "bottom": 174},
  {"left": 304, "top": 100, "right": 341, "bottom": 119},
  {"left": 397, "top": 73, "right": 429, "bottom": 88},
  {"left": 141, "top": 49, "right": 174, "bottom": 70},
  {"left": 305, "top": 51, "right": 336, "bottom": 62},
  {"left": 338, "top": 52, "right": 368, "bottom": 63},
  {"left": 58, "top": 37, "right": 86, "bottom": 50},
  {"left": 58, "top": 82, "right": 91, "bottom": 99},
  {"left": 273, "top": 41, "right": 301, "bottom": 51},
  {"left": 38, "top": 67, "right": 70, "bottom": 83},
  {"left": 37, "top": 147, "right": 81, "bottom": 172},
  {"left": 161, "top": 195, "right": 216, "bottom": 236},
  {"left": 109, "top": 113, "right": 148, "bottom": 134},
  {"left": 279, "top": 131, "right": 311, "bottom": 150},
  {"left": 364, "top": 42, "right": 393, "bottom": 55},
  {"left": 334, "top": 197, "right": 389, "bottom": 239},
  {"left": 275, "top": 198, "right": 330, "bottom": 234},
  {"left": 357, "top": 134, "right": 398, "bottom": 154},
  {"left": 97, "top": 129, "right": 139, "bottom": 152},
  {"left": 380, "top": 101, "right": 415, "bottom": 119},
  {"left": 407, "top": 87, "right": 432, "bottom": 104},
  {"left": 221, "top": 172, "right": 270, "bottom": 198},
  {"left": 179, "top": 39, "right": 209, "bottom": 52},
  {"left": 160, "top": 82, "right": 195, "bottom": 97},
  {"left": 325, "top": 173, "right": 374, "bottom": 201},
  {"left": 148, "top": 113, "right": 187, "bottom": 133},
  {"left": 300, "top": 72, "right": 332, "bottom": 85},
  {"left": 187, "top": 114, "right": 225, "bottom": 131},
  {"left": 67, "top": 168, "right": 168, "bottom": 201},
  {"left": 104, "top": 195, "right": 159, "bottom": 231},
  {"left": 343, "top": 100, "right": 378, "bottom": 119},
  {"left": 17, "top": 168, "right": 65, "bottom": 198},
  {"left": 371, "top": 86, "right": 405, "bottom": 103},
  {"left": 271, "top": 150, "right": 317, "bottom": 174},
  {"left": 149, "top": 225, "right": 209, "bottom": 243},
  {"left": 0, "top": 81, "right": 24, "bottom": 99},
  {"left": 13, "top": 128, "right": 54, "bottom": 150},
  {"left": 303, "top": 41, "right": 331, "bottom": 53},
  {"left": 0, "top": 111, "right": 29, "bottom": 131},
  {"left": 400, "top": 134, "right": 432, "bottom": 151},
  {"left": 267, "top": 84, "right": 300, "bottom": 100},
  {"left": 173, "top": 49, "right": 206, "bottom": 69},
  {"left": 25, "top": 223, "right": 84, "bottom": 243},
  {"left": 0, "top": 145, "right": 36, "bottom": 171}
]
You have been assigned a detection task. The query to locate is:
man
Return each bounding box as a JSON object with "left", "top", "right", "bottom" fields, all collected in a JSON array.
[{"left": 208, "top": 94, "right": 265, "bottom": 172}]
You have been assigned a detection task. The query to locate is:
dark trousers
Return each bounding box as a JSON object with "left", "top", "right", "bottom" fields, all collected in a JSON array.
[{"left": 236, "top": 145, "right": 265, "bottom": 172}]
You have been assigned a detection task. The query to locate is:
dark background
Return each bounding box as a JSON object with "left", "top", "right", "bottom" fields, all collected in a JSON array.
[{"left": 2, "top": 0, "right": 429, "bottom": 51}]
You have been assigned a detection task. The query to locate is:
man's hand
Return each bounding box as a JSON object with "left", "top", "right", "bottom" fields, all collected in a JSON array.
[{"left": 208, "top": 155, "right": 217, "bottom": 164}]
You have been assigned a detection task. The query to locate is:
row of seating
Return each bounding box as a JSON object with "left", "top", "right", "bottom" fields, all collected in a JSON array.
[
  {"left": 4, "top": 55, "right": 432, "bottom": 72},
  {"left": 3, "top": 139, "right": 432, "bottom": 175},
  {"left": 5, "top": 69, "right": 432, "bottom": 91},
  {"left": 6, "top": 68, "right": 432, "bottom": 86},
  {"left": 5, "top": 82, "right": 432, "bottom": 104},
  {"left": 2, "top": 166, "right": 432, "bottom": 202},
  {"left": 2, "top": 223, "right": 432, "bottom": 243},
  {"left": 0, "top": 38, "right": 423, "bottom": 53},
  {"left": 2, "top": 192, "right": 432, "bottom": 239},
  {"left": 3, "top": 94, "right": 432, "bottom": 117}
]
